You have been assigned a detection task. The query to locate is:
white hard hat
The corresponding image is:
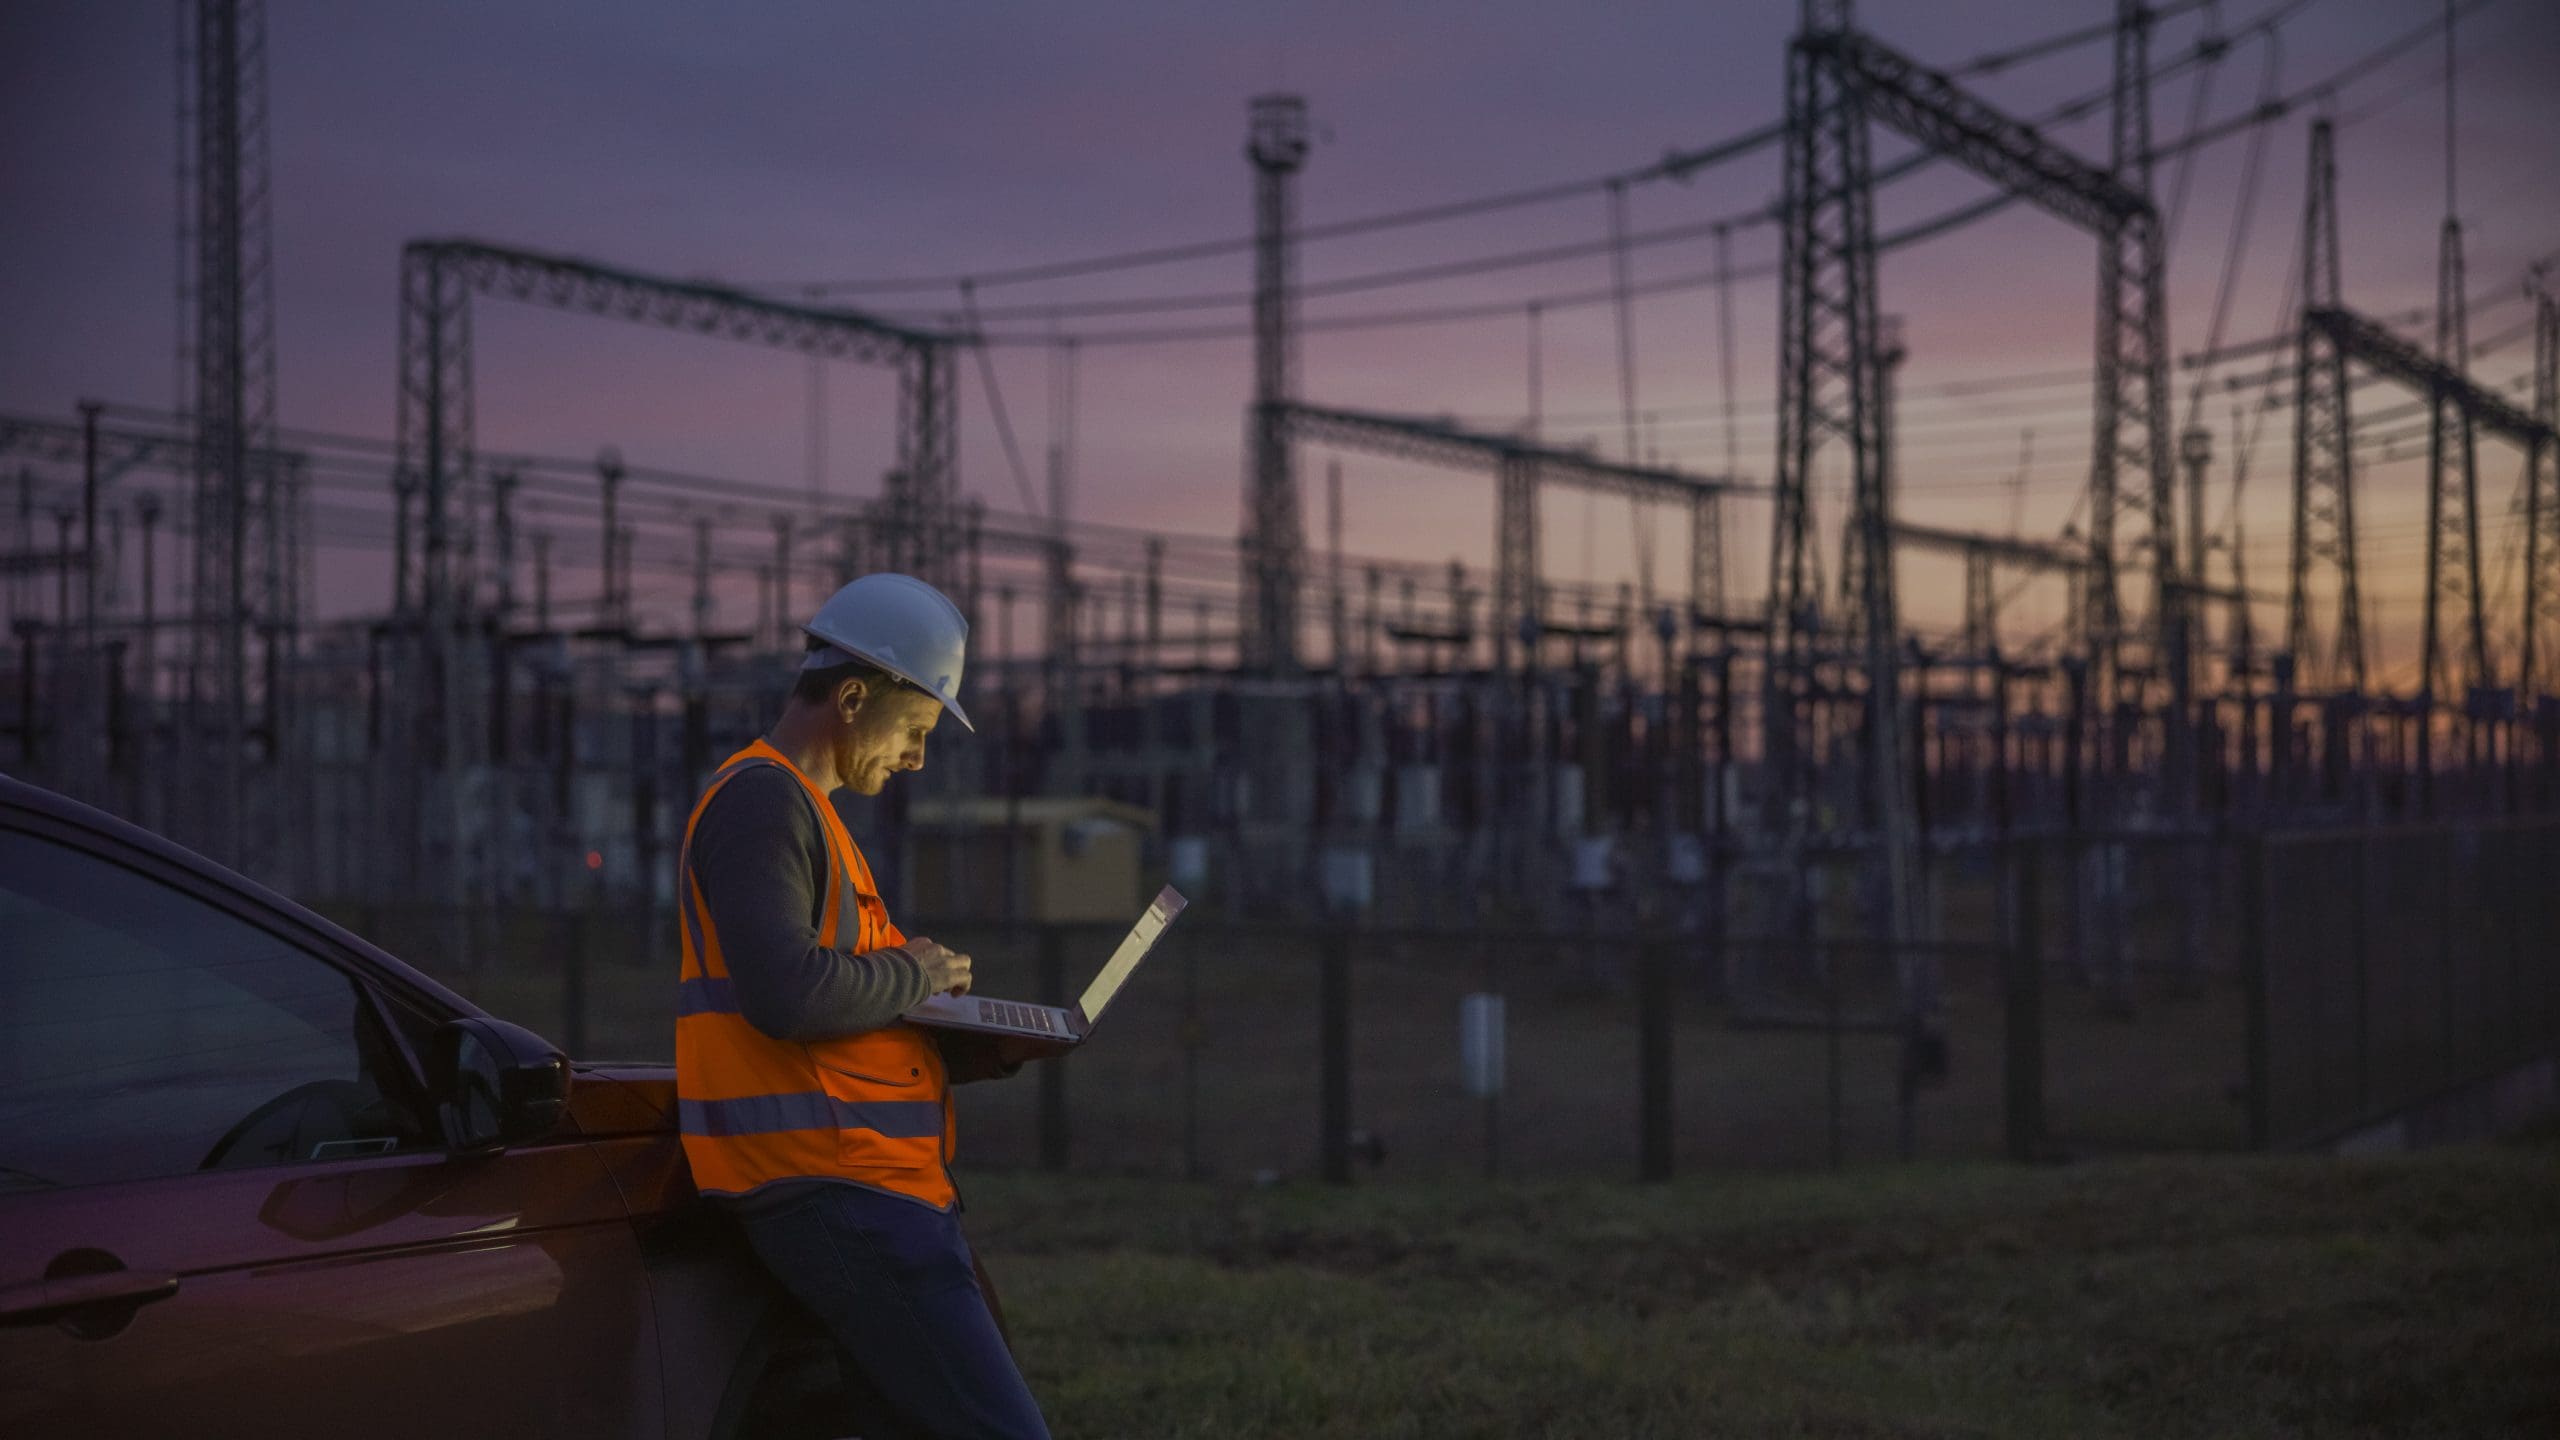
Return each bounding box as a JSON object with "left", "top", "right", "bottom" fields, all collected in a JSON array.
[{"left": 799, "top": 573, "right": 974, "bottom": 732}]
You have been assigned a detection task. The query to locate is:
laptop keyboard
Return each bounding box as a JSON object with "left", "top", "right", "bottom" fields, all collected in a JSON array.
[{"left": 977, "top": 999, "right": 1059, "bottom": 1033}]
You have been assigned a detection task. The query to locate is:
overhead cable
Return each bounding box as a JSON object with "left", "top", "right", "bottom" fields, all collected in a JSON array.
[
  {"left": 755, "top": 0, "right": 2242, "bottom": 299},
  {"left": 961, "top": 0, "right": 2472, "bottom": 349}
]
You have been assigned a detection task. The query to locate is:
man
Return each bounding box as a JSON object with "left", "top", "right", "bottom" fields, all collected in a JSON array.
[{"left": 675, "top": 572, "right": 1049, "bottom": 1439}]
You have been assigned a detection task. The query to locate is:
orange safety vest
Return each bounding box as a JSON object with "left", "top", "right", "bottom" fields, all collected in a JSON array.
[{"left": 674, "top": 739, "right": 956, "bottom": 1209}]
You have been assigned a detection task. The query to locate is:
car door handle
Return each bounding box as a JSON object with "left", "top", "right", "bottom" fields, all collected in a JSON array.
[{"left": 0, "top": 1269, "right": 182, "bottom": 1328}]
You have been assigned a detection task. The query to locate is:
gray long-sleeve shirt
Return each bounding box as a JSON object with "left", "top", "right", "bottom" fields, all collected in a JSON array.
[{"left": 686, "top": 764, "right": 932, "bottom": 1040}]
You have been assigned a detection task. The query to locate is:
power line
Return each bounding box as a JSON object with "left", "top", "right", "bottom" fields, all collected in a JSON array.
[
  {"left": 955, "top": 0, "right": 2476, "bottom": 350},
  {"left": 753, "top": 0, "right": 2244, "bottom": 301},
  {"left": 865, "top": 0, "right": 2315, "bottom": 334}
]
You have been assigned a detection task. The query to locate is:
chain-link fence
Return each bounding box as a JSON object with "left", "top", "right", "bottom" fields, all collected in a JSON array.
[{"left": 312, "top": 817, "right": 2560, "bottom": 1181}]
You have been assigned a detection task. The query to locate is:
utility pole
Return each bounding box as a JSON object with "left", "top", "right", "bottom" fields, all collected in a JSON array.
[
  {"left": 2181, "top": 425, "right": 2211, "bottom": 611},
  {"left": 1245, "top": 93, "right": 1310, "bottom": 673},
  {"left": 597, "top": 448, "right": 625, "bottom": 632},
  {"left": 771, "top": 512, "right": 794, "bottom": 644},
  {"left": 12, "top": 468, "right": 31, "bottom": 628},
  {"left": 1364, "top": 565, "right": 1382, "bottom": 676},
  {"left": 1144, "top": 536, "right": 1165, "bottom": 672},
  {"left": 2223, "top": 406, "right": 2258, "bottom": 690},
  {"left": 393, "top": 468, "right": 416, "bottom": 616},
  {"left": 692, "top": 515, "right": 714, "bottom": 641},
  {"left": 1327, "top": 459, "right": 1347, "bottom": 669},
  {"left": 80, "top": 401, "right": 101, "bottom": 650},
  {"left": 52, "top": 509, "right": 76, "bottom": 628},
  {"left": 491, "top": 469, "right": 518, "bottom": 620},
  {"left": 137, "top": 492, "right": 162, "bottom": 703},
  {"left": 532, "top": 530, "right": 553, "bottom": 633},
  {"left": 2181, "top": 423, "right": 2213, "bottom": 688}
]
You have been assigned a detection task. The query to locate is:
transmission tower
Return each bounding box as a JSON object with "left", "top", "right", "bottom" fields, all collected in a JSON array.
[
  {"left": 1769, "top": 2, "right": 2177, "bottom": 741},
  {"left": 2421, "top": 217, "right": 2490, "bottom": 700},
  {"left": 1765, "top": 0, "right": 1876, "bottom": 804},
  {"left": 1769, "top": 0, "right": 1935, "bottom": 1033},
  {"left": 2527, "top": 287, "right": 2558, "bottom": 697},
  {"left": 1245, "top": 94, "right": 1310, "bottom": 674},
  {"left": 179, "top": 0, "right": 283, "bottom": 868},
  {"left": 2286, "top": 119, "right": 2367, "bottom": 690},
  {"left": 2097, "top": 0, "right": 2183, "bottom": 719}
]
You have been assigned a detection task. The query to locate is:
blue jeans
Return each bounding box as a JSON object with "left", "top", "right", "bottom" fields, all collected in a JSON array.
[{"left": 735, "top": 1182, "right": 1051, "bottom": 1440}]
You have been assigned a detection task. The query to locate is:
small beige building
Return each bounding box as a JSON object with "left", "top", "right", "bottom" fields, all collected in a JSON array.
[{"left": 904, "top": 795, "right": 1156, "bottom": 923}]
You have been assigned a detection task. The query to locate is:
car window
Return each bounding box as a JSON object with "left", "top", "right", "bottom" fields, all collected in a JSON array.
[{"left": 0, "top": 828, "right": 433, "bottom": 1191}]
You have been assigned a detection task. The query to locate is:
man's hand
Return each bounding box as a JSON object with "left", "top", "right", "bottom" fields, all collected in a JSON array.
[{"left": 903, "top": 936, "right": 973, "bottom": 996}]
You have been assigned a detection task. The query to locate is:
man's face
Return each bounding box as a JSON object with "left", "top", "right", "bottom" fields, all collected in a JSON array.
[{"left": 830, "top": 681, "right": 945, "bottom": 796}]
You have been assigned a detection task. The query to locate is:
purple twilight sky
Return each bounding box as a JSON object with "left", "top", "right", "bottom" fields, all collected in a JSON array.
[{"left": 4, "top": 0, "right": 2557, "bottom": 682}]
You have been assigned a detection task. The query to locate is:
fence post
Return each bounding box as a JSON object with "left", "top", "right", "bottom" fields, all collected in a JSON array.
[
  {"left": 2437, "top": 827, "right": 2457, "bottom": 1091},
  {"left": 1181, "top": 927, "right": 1204, "bottom": 1180},
  {"left": 1319, "top": 925, "right": 1352, "bottom": 1184},
  {"left": 2352, "top": 831, "right": 2372, "bottom": 1115},
  {"left": 2004, "top": 843, "right": 2046, "bottom": 1162},
  {"left": 2240, "top": 834, "right": 2271, "bottom": 1149},
  {"left": 1038, "top": 925, "right": 1069, "bottom": 1171},
  {"left": 1638, "top": 936, "right": 1673, "bottom": 1182},
  {"left": 1823, "top": 939, "right": 1843, "bottom": 1169}
]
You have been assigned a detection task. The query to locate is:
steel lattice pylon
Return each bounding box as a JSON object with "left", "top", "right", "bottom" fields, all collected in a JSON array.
[
  {"left": 2527, "top": 291, "right": 2559, "bottom": 696},
  {"left": 1764, "top": 0, "right": 2196, "bottom": 1029},
  {"left": 1769, "top": 0, "right": 1934, "bottom": 1030},
  {"left": 2301, "top": 296, "right": 2553, "bottom": 694},
  {"left": 1689, "top": 492, "right": 1725, "bottom": 625},
  {"left": 2423, "top": 218, "right": 2491, "bottom": 699},
  {"left": 2286, "top": 120, "right": 2367, "bottom": 691},
  {"left": 1764, "top": 5, "right": 1872, "bottom": 798},
  {"left": 2094, "top": 0, "right": 2183, "bottom": 712},
  {"left": 395, "top": 247, "right": 474, "bottom": 624},
  {"left": 394, "top": 238, "right": 961, "bottom": 618},
  {"left": 1768, "top": 10, "right": 2177, "bottom": 761},
  {"left": 889, "top": 342, "right": 959, "bottom": 581},
  {"left": 1245, "top": 94, "right": 1311, "bottom": 674}
]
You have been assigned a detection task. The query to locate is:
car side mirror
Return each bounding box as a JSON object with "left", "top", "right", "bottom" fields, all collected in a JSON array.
[{"left": 432, "top": 1017, "right": 570, "bottom": 1153}]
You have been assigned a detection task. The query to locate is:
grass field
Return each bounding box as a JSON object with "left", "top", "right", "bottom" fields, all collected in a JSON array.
[{"left": 960, "top": 1135, "right": 2560, "bottom": 1439}]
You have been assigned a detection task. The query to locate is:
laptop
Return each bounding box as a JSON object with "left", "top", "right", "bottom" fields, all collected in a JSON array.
[{"left": 902, "top": 886, "right": 1187, "bottom": 1052}]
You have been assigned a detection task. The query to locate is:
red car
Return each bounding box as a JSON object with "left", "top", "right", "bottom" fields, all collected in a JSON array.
[{"left": 0, "top": 775, "right": 865, "bottom": 1438}]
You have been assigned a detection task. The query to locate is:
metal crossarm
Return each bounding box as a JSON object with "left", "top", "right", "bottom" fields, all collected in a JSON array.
[
  {"left": 1890, "top": 521, "right": 2088, "bottom": 573},
  {"left": 409, "top": 239, "right": 955, "bottom": 363},
  {"left": 1808, "top": 29, "right": 2152, "bottom": 236},
  {"left": 1271, "top": 401, "right": 1743, "bottom": 670},
  {"left": 1275, "top": 402, "right": 1738, "bottom": 503},
  {"left": 0, "top": 412, "right": 301, "bottom": 491},
  {"left": 2304, "top": 307, "right": 2553, "bottom": 446}
]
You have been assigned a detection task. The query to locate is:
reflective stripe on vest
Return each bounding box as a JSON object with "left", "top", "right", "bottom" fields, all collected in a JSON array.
[{"left": 674, "top": 739, "right": 955, "bottom": 1208}]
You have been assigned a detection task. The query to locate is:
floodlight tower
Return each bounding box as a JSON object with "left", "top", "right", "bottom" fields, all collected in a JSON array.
[
  {"left": 179, "top": 0, "right": 282, "bottom": 867},
  {"left": 1245, "top": 94, "right": 1311, "bottom": 674}
]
